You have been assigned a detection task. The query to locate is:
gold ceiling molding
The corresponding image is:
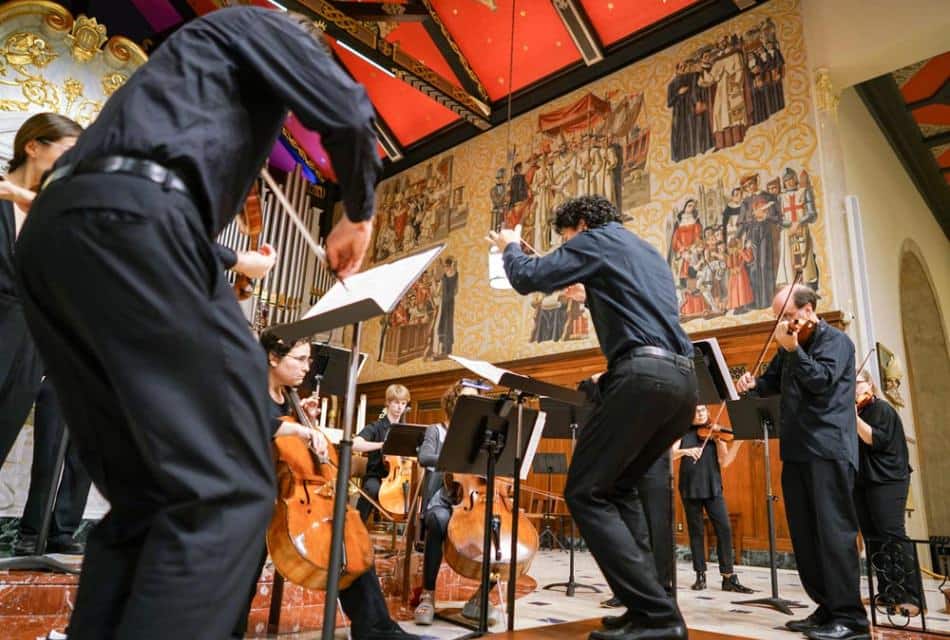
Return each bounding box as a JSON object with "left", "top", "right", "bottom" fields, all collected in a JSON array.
[{"left": 0, "top": 0, "right": 147, "bottom": 125}]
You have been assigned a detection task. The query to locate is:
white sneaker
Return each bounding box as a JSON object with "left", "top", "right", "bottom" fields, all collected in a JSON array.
[
  {"left": 414, "top": 590, "right": 435, "bottom": 625},
  {"left": 38, "top": 632, "right": 67, "bottom": 640}
]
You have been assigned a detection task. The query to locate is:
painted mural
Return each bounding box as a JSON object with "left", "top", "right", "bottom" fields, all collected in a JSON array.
[{"left": 360, "top": 0, "right": 827, "bottom": 382}]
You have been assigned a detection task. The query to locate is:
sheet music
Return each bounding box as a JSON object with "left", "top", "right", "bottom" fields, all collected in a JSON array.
[
  {"left": 521, "top": 411, "right": 546, "bottom": 480},
  {"left": 448, "top": 354, "right": 510, "bottom": 385},
  {"left": 302, "top": 244, "right": 444, "bottom": 319}
]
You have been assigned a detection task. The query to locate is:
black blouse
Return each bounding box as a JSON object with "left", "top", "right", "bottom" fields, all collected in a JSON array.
[
  {"left": 677, "top": 428, "right": 723, "bottom": 499},
  {"left": 857, "top": 397, "right": 911, "bottom": 485}
]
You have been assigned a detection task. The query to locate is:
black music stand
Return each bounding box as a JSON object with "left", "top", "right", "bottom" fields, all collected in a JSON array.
[
  {"left": 270, "top": 243, "right": 444, "bottom": 639},
  {"left": 537, "top": 397, "right": 600, "bottom": 597},
  {"left": 382, "top": 424, "right": 427, "bottom": 514},
  {"left": 434, "top": 395, "right": 541, "bottom": 636},
  {"left": 299, "top": 343, "right": 366, "bottom": 398},
  {"left": 727, "top": 396, "right": 804, "bottom": 615},
  {"left": 530, "top": 453, "right": 567, "bottom": 551},
  {"left": 0, "top": 425, "right": 79, "bottom": 575}
]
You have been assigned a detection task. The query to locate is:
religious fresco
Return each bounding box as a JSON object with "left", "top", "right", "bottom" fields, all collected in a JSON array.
[{"left": 360, "top": 0, "right": 828, "bottom": 383}]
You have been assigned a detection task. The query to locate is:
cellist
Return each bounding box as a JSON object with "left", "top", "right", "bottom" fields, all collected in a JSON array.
[
  {"left": 232, "top": 331, "right": 419, "bottom": 640},
  {"left": 354, "top": 383, "right": 411, "bottom": 522}
]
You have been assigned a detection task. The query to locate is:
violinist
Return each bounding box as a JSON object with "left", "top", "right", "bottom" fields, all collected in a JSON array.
[
  {"left": 238, "top": 331, "right": 418, "bottom": 640},
  {"left": 673, "top": 405, "right": 752, "bottom": 593},
  {"left": 737, "top": 285, "right": 868, "bottom": 640},
  {"left": 853, "top": 369, "right": 918, "bottom": 612},
  {"left": 354, "top": 383, "right": 411, "bottom": 522},
  {"left": 413, "top": 380, "right": 497, "bottom": 626}
]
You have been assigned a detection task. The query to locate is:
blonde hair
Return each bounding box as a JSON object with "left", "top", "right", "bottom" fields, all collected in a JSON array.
[{"left": 385, "top": 384, "right": 410, "bottom": 403}]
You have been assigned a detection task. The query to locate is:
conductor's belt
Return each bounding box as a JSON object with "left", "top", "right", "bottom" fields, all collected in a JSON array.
[
  {"left": 620, "top": 345, "right": 694, "bottom": 370},
  {"left": 42, "top": 155, "right": 191, "bottom": 196}
]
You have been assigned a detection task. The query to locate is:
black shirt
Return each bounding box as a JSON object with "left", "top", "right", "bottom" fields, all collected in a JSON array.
[
  {"left": 857, "top": 398, "right": 911, "bottom": 485},
  {"left": 0, "top": 201, "right": 16, "bottom": 300},
  {"left": 502, "top": 221, "right": 692, "bottom": 366},
  {"left": 358, "top": 415, "right": 391, "bottom": 479},
  {"left": 754, "top": 321, "right": 858, "bottom": 468},
  {"left": 268, "top": 393, "right": 292, "bottom": 437},
  {"left": 678, "top": 429, "right": 723, "bottom": 499},
  {"left": 53, "top": 7, "right": 380, "bottom": 238}
]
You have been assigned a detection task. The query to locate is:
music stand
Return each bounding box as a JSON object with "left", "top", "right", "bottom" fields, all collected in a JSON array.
[
  {"left": 530, "top": 453, "right": 567, "bottom": 551},
  {"left": 382, "top": 424, "right": 427, "bottom": 515},
  {"left": 298, "top": 343, "right": 367, "bottom": 398},
  {"left": 435, "top": 395, "right": 541, "bottom": 636},
  {"left": 537, "top": 397, "right": 600, "bottom": 597},
  {"left": 270, "top": 243, "right": 444, "bottom": 639},
  {"left": 727, "top": 396, "right": 804, "bottom": 615}
]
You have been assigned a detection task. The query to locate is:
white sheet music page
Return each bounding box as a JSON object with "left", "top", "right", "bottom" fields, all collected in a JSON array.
[
  {"left": 695, "top": 337, "right": 739, "bottom": 401},
  {"left": 521, "top": 411, "right": 546, "bottom": 480},
  {"left": 301, "top": 244, "right": 444, "bottom": 319},
  {"left": 448, "top": 355, "right": 510, "bottom": 385}
]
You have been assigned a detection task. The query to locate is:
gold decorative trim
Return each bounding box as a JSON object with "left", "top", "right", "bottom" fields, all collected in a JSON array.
[
  {"left": 814, "top": 67, "right": 839, "bottom": 119},
  {"left": 419, "top": 0, "right": 489, "bottom": 101}
]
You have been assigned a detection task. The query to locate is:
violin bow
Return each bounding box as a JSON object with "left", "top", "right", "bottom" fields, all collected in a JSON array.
[
  {"left": 697, "top": 270, "right": 803, "bottom": 456},
  {"left": 259, "top": 168, "right": 349, "bottom": 291},
  {"left": 856, "top": 348, "right": 874, "bottom": 375}
]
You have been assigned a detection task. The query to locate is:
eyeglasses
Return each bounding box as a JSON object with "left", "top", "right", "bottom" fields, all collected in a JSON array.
[{"left": 287, "top": 354, "right": 313, "bottom": 366}]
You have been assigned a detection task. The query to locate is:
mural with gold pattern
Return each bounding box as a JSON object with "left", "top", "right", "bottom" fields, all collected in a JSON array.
[
  {"left": 0, "top": 0, "right": 146, "bottom": 518},
  {"left": 360, "top": 0, "right": 829, "bottom": 383}
]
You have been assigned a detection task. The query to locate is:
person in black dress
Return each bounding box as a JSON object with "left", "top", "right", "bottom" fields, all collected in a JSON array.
[
  {"left": 0, "top": 113, "right": 91, "bottom": 556},
  {"left": 353, "top": 383, "right": 411, "bottom": 522},
  {"left": 854, "top": 369, "right": 919, "bottom": 613},
  {"left": 490, "top": 195, "right": 696, "bottom": 640},
  {"left": 236, "top": 332, "right": 417, "bottom": 640},
  {"left": 14, "top": 8, "right": 380, "bottom": 638},
  {"left": 673, "top": 404, "right": 753, "bottom": 593},
  {"left": 737, "top": 284, "right": 869, "bottom": 640}
]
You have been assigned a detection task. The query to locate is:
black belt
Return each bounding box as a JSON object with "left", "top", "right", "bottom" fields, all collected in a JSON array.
[
  {"left": 42, "top": 155, "right": 190, "bottom": 195},
  {"left": 625, "top": 345, "right": 694, "bottom": 370}
]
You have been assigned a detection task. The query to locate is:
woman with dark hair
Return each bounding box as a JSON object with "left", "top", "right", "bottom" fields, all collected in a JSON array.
[
  {"left": 0, "top": 113, "right": 91, "bottom": 557},
  {"left": 237, "top": 331, "right": 418, "bottom": 640}
]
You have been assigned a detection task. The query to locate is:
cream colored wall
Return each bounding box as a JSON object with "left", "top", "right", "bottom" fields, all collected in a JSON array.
[{"left": 836, "top": 88, "right": 950, "bottom": 540}]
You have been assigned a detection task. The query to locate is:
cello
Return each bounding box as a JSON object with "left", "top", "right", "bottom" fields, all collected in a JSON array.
[{"left": 266, "top": 389, "right": 374, "bottom": 590}]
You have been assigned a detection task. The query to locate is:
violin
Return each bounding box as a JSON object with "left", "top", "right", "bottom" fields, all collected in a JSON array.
[
  {"left": 233, "top": 181, "right": 263, "bottom": 301},
  {"left": 266, "top": 388, "right": 373, "bottom": 590},
  {"left": 696, "top": 422, "right": 734, "bottom": 443},
  {"left": 442, "top": 473, "right": 539, "bottom": 582},
  {"left": 786, "top": 316, "right": 817, "bottom": 344},
  {"left": 856, "top": 391, "right": 874, "bottom": 411}
]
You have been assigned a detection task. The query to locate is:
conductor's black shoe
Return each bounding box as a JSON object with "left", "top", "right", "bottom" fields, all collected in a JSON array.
[
  {"left": 785, "top": 611, "right": 830, "bottom": 632},
  {"left": 600, "top": 596, "right": 623, "bottom": 608},
  {"left": 11, "top": 535, "right": 37, "bottom": 556},
  {"left": 589, "top": 620, "right": 687, "bottom": 640},
  {"left": 690, "top": 571, "right": 706, "bottom": 590},
  {"left": 601, "top": 609, "right": 635, "bottom": 629},
  {"left": 46, "top": 537, "right": 85, "bottom": 555},
  {"left": 721, "top": 574, "right": 754, "bottom": 593},
  {"left": 805, "top": 622, "right": 870, "bottom": 640},
  {"left": 360, "top": 621, "right": 422, "bottom": 640}
]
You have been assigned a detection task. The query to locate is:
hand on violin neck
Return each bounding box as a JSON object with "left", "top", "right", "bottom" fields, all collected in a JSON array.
[
  {"left": 234, "top": 244, "right": 277, "bottom": 279},
  {"left": 774, "top": 321, "right": 799, "bottom": 352}
]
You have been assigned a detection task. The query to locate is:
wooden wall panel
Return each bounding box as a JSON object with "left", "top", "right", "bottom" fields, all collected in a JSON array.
[{"left": 357, "top": 312, "right": 843, "bottom": 554}]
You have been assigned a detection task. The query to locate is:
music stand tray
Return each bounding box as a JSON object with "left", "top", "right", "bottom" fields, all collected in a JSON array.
[{"left": 381, "top": 423, "right": 428, "bottom": 458}]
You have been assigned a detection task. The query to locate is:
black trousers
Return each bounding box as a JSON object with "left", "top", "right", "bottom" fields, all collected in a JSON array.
[
  {"left": 18, "top": 380, "right": 91, "bottom": 541},
  {"left": 358, "top": 475, "right": 382, "bottom": 522},
  {"left": 617, "top": 454, "right": 673, "bottom": 591},
  {"left": 16, "top": 174, "right": 276, "bottom": 640},
  {"left": 422, "top": 504, "right": 452, "bottom": 591},
  {"left": 565, "top": 355, "right": 696, "bottom": 623},
  {"left": 853, "top": 479, "right": 920, "bottom": 603},
  {"left": 782, "top": 459, "right": 867, "bottom": 628},
  {"left": 0, "top": 297, "right": 43, "bottom": 465},
  {"left": 681, "top": 494, "right": 733, "bottom": 575}
]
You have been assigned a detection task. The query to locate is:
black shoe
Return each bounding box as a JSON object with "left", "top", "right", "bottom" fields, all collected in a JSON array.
[
  {"left": 805, "top": 622, "right": 870, "bottom": 640},
  {"left": 589, "top": 620, "right": 687, "bottom": 640},
  {"left": 601, "top": 609, "right": 635, "bottom": 629},
  {"left": 46, "top": 537, "right": 85, "bottom": 555},
  {"left": 721, "top": 574, "right": 754, "bottom": 594},
  {"left": 690, "top": 571, "right": 706, "bottom": 590},
  {"left": 786, "top": 611, "right": 830, "bottom": 632},
  {"left": 11, "top": 535, "right": 37, "bottom": 556},
  {"left": 600, "top": 596, "right": 623, "bottom": 608},
  {"left": 359, "top": 621, "right": 422, "bottom": 640}
]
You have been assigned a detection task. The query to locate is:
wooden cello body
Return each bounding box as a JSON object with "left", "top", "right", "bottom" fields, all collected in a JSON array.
[
  {"left": 266, "top": 392, "right": 374, "bottom": 590},
  {"left": 378, "top": 456, "right": 416, "bottom": 516}
]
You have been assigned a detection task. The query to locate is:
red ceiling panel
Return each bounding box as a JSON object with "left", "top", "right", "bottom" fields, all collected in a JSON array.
[
  {"left": 385, "top": 23, "right": 464, "bottom": 90},
  {"left": 330, "top": 40, "right": 460, "bottom": 147},
  {"left": 911, "top": 104, "right": 950, "bottom": 125},
  {"left": 900, "top": 51, "right": 950, "bottom": 104},
  {"left": 429, "top": 0, "right": 583, "bottom": 101},
  {"left": 580, "top": 0, "right": 702, "bottom": 46}
]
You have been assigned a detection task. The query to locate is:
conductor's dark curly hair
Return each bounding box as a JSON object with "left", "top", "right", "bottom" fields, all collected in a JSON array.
[{"left": 552, "top": 195, "right": 623, "bottom": 234}]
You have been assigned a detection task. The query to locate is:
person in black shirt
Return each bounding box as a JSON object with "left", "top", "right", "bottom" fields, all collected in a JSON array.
[
  {"left": 737, "top": 284, "right": 869, "bottom": 640},
  {"left": 673, "top": 405, "right": 753, "bottom": 593},
  {"left": 354, "top": 383, "right": 411, "bottom": 522},
  {"left": 854, "top": 369, "right": 919, "bottom": 613},
  {"left": 13, "top": 8, "right": 380, "bottom": 639},
  {"left": 0, "top": 114, "right": 92, "bottom": 557},
  {"left": 242, "top": 332, "right": 417, "bottom": 640},
  {"left": 490, "top": 195, "right": 697, "bottom": 640}
]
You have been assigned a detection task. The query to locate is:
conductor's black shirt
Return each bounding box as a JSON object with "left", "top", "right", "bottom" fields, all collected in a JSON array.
[
  {"left": 857, "top": 398, "right": 911, "bottom": 485},
  {"left": 677, "top": 429, "right": 723, "bottom": 499},
  {"left": 753, "top": 321, "right": 858, "bottom": 468},
  {"left": 52, "top": 7, "right": 380, "bottom": 237},
  {"left": 502, "top": 221, "right": 692, "bottom": 365}
]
